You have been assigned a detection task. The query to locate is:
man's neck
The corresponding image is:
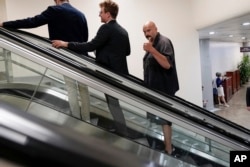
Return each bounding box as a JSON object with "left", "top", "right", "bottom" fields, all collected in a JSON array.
[
  {"left": 57, "top": 0, "right": 68, "bottom": 5},
  {"left": 106, "top": 18, "right": 115, "bottom": 23}
]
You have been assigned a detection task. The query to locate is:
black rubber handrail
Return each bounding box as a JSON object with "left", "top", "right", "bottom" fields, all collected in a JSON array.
[
  {"left": 3, "top": 28, "right": 249, "bottom": 136},
  {"left": 0, "top": 101, "right": 161, "bottom": 167},
  {"left": 0, "top": 27, "right": 249, "bottom": 147}
]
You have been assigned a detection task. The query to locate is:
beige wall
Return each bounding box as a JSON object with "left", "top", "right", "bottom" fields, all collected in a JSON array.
[
  {"left": 191, "top": 0, "right": 250, "bottom": 29},
  {"left": 0, "top": 0, "right": 6, "bottom": 21},
  {"left": 3, "top": 0, "right": 50, "bottom": 36},
  {"left": 72, "top": 0, "right": 203, "bottom": 106},
  {"left": 1, "top": 0, "right": 204, "bottom": 106}
]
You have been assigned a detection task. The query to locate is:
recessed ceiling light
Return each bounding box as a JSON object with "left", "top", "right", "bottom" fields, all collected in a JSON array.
[
  {"left": 229, "top": 35, "right": 233, "bottom": 37},
  {"left": 242, "top": 22, "right": 250, "bottom": 26},
  {"left": 209, "top": 31, "right": 215, "bottom": 35},
  {"left": 242, "top": 37, "right": 246, "bottom": 39}
]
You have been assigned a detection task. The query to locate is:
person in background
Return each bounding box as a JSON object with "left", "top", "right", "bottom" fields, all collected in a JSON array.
[
  {"left": 215, "top": 72, "right": 229, "bottom": 107},
  {"left": 142, "top": 21, "right": 179, "bottom": 155},
  {"left": 52, "top": 0, "right": 130, "bottom": 137},
  {"left": 246, "top": 87, "right": 250, "bottom": 111},
  {"left": 0, "top": 0, "right": 88, "bottom": 43},
  {"left": 0, "top": 0, "right": 90, "bottom": 120}
]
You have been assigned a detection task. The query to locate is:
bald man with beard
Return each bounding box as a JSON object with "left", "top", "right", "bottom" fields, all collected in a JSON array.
[{"left": 143, "top": 21, "right": 179, "bottom": 155}]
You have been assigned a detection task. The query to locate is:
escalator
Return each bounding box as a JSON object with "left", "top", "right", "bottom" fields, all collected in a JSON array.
[
  {"left": 0, "top": 27, "right": 250, "bottom": 167},
  {"left": 0, "top": 100, "right": 162, "bottom": 167}
]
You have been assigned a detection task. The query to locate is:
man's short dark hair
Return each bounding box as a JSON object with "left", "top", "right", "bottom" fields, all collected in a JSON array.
[
  {"left": 99, "top": 0, "right": 119, "bottom": 19},
  {"left": 216, "top": 72, "right": 221, "bottom": 77}
]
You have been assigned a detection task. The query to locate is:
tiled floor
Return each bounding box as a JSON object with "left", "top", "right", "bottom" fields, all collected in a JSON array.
[{"left": 214, "top": 82, "right": 250, "bottom": 130}]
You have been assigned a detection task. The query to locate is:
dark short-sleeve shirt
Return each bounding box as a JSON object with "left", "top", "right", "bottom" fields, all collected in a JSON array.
[
  {"left": 216, "top": 77, "right": 223, "bottom": 87},
  {"left": 143, "top": 33, "right": 179, "bottom": 96}
]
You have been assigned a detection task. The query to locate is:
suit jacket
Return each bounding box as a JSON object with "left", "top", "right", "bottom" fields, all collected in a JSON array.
[
  {"left": 3, "top": 3, "right": 88, "bottom": 42},
  {"left": 68, "top": 20, "right": 131, "bottom": 75},
  {"left": 246, "top": 87, "right": 250, "bottom": 107}
]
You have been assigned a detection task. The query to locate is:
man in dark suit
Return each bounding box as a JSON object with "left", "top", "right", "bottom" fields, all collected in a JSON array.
[
  {"left": 0, "top": 0, "right": 88, "bottom": 42},
  {"left": 52, "top": 1, "right": 130, "bottom": 74},
  {"left": 52, "top": 0, "right": 130, "bottom": 137},
  {"left": 0, "top": 0, "right": 90, "bottom": 121},
  {"left": 246, "top": 87, "right": 250, "bottom": 111}
]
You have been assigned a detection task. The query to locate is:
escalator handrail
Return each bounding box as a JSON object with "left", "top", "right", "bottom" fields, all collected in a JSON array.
[
  {"left": 0, "top": 27, "right": 250, "bottom": 147},
  {"left": 0, "top": 101, "right": 161, "bottom": 167},
  {"left": 3, "top": 28, "right": 250, "bottom": 137}
]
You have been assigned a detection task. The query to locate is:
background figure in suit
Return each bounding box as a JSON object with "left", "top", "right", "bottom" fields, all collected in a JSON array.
[
  {"left": 246, "top": 87, "right": 250, "bottom": 111},
  {"left": 0, "top": 0, "right": 88, "bottom": 43},
  {"left": 52, "top": 0, "right": 130, "bottom": 137},
  {"left": 0, "top": 0, "right": 90, "bottom": 121},
  {"left": 142, "top": 21, "right": 179, "bottom": 155}
]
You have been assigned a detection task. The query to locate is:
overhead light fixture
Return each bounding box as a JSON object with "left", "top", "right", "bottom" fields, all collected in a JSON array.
[
  {"left": 229, "top": 35, "right": 233, "bottom": 37},
  {"left": 209, "top": 31, "right": 215, "bottom": 35},
  {"left": 242, "top": 22, "right": 250, "bottom": 26},
  {"left": 242, "top": 37, "right": 246, "bottom": 39}
]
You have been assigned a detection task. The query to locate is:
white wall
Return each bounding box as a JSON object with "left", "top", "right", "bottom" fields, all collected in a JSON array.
[
  {"left": 199, "top": 40, "right": 243, "bottom": 110},
  {"left": 190, "top": 0, "right": 250, "bottom": 110},
  {"left": 191, "top": 0, "right": 250, "bottom": 29},
  {"left": 210, "top": 41, "right": 243, "bottom": 78},
  {"left": 1, "top": 0, "right": 202, "bottom": 106},
  {"left": 0, "top": 0, "right": 6, "bottom": 20},
  {"left": 3, "top": 0, "right": 50, "bottom": 36}
]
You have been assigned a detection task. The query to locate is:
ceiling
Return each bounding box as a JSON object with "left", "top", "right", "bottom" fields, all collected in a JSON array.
[{"left": 198, "top": 13, "right": 250, "bottom": 43}]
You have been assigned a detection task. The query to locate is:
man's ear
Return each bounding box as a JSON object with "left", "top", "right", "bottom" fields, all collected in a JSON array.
[{"left": 107, "top": 12, "right": 112, "bottom": 18}]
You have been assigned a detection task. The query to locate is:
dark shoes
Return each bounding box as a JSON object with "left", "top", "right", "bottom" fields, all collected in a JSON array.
[{"left": 164, "top": 145, "right": 180, "bottom": 158}]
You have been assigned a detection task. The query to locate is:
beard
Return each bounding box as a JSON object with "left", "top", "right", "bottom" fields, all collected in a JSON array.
[{"left": 146, "top": 36, "right": 153, "bottom": 42}]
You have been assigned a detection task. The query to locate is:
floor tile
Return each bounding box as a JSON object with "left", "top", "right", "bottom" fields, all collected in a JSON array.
[{"left": 214, "top": 82, "right": 250, "bottom": 130}]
